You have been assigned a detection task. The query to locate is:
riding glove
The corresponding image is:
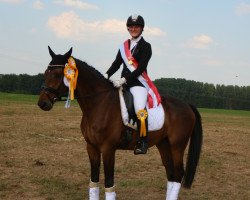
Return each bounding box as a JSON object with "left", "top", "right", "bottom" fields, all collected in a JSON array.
[
  {"left": 104, "top": 73, "right": 109, "bottom": 79},
  {"left": 113, "top": 77, "right": 126, "bottom": 88}
]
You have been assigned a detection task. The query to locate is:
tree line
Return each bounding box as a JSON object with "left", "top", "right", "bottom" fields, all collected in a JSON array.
[
  {"left": 154, "top": 78, "right": 250, "bottom": 110},
  {"left": 0, "top": 74, "right": 44, "bottom": 95},
  {"left": 0, "top": 74, "right": 249, "bottom": 110}
]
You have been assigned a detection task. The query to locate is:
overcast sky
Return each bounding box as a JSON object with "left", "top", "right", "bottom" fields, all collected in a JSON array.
[{"left": 0, "top": 0, "right": 249, "bottom": 86}]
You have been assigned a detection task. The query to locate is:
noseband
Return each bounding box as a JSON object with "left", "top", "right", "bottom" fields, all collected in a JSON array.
[{"left": 41, "top": 64, "right": 65, "bottom": 103}]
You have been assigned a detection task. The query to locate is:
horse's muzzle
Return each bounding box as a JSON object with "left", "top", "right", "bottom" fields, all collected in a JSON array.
[
  {"left": 38, "top": 99, "right": 53, "bottom": 111},
  {"left": 37, "top": 92, "right": 54, "bottom": 111}
]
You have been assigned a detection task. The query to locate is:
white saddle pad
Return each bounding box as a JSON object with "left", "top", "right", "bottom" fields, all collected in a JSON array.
[{"left": 119, "top": 88, "right": 165, "bottom": 131}]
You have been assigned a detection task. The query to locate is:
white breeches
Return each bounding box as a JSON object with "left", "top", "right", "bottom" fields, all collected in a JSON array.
[{"left": 129, "top": 86, "right": 148, "bottom": 113}]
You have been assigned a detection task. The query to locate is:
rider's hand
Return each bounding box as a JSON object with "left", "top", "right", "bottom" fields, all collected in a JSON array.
[
  {"left": 113, "top": 77, "right": 126, "bottom": 88},
  {"left": 104, "top": 73, "right": 109, "bottom": 79}
]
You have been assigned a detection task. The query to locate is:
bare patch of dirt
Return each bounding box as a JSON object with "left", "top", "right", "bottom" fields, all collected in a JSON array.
[{"left": 0, "top": 102, "right": 249, "bottom": 199}]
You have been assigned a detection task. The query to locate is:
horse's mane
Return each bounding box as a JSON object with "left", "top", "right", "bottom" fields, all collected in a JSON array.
[
  {"left": 74, "top": 57, "right": 113, "bottom": 86},
  {"left": 74, "top": 57, "right": 105, "bottom": 79}
]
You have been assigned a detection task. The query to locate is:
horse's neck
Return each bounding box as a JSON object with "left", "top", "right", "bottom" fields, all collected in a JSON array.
[
  {"left": 76, "top": 60, "right": 109, "bottom": 91},
  {"left": 75, "top": 65, "right": 115, "bottom": 115}
]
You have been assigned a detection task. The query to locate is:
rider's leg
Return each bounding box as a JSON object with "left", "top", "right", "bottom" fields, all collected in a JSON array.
[{"left": 129, "top": 86, "right": 148, "bottom": 154}]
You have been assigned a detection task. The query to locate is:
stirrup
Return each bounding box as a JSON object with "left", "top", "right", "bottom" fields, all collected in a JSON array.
[{"left": 134, "top": 141, "right": 148, "bottom": 155}]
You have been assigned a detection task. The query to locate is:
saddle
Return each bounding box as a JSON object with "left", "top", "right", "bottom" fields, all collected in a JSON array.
[
  {"left": 119, "top": 87, "right": 165, "bottom": 131},
  {"left": 119, "top": 87, "right": 165, "bottom": 148}
]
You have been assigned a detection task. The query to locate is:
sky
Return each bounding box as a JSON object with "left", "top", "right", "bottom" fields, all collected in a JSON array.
[{"left": 0, "top": 0, "right": 250, "bottom": 86}]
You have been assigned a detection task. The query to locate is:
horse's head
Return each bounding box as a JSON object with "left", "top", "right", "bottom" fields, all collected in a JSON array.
[{"left": 37, "top": 46, "right": 72, "bottom": 111}]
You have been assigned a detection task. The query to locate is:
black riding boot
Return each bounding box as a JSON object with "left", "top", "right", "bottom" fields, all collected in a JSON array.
[
  {"left": 134, "top": 137, "right": 148, "bottom": 155},
  {"left": 134, "top": 112, "right": 148, "bottom": 155}
]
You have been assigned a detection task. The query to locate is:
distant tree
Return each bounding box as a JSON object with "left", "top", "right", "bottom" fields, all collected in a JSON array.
[
  {"left": 0, "top": 74, "right": 18, "bottom": 92},
  {"left": 154, "top": 78, "right": 250, "bottom": 110},
  {"left": 0, "top": 73, "right": 44, "bottom": 94},
  {"left": 30, "top": 73, "right": 44, "bottom": 94}
]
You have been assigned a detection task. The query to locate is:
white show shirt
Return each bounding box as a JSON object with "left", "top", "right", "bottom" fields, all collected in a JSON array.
[{"left": 130, "top": 36, "right": 142, "bottom": 51}]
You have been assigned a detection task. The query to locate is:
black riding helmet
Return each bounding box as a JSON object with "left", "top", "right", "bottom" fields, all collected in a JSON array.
[{"left": 126, "top": 14, "right": 145, "bottom": 28}]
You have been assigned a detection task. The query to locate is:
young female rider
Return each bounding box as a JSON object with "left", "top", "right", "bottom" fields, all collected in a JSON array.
[{"left": 104, "top": 14, "right": 161, "bottom": 155}]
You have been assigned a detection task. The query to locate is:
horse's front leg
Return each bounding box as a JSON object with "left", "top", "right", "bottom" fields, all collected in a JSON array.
[
  {"left": 102, "top": 148, "right": 116, "bottom": 200},
  {"left": 87, "top": 143, "right": 101, "bottom": 200}
]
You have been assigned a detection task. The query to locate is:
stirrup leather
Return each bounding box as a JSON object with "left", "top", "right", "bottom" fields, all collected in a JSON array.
[{"left": 136, "top": 109, "right": 148, "bottom": 137}]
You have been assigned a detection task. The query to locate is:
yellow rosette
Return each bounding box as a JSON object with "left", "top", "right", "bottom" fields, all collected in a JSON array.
[
  {"left": 137, "top": 109, "right": 148, "bottom": 137},
  {"left": 64, "top": 57, "right": 78, "bottom": 100}
]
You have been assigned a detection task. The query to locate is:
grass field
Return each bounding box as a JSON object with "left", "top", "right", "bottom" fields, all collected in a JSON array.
[{"left": 0, "top": 93, "right": 249, "bottom": 200}]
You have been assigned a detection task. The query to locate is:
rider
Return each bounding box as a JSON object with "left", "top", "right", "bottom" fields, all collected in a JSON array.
[{"left": 104, "top": 14, "right": 161, "bottom": 155}]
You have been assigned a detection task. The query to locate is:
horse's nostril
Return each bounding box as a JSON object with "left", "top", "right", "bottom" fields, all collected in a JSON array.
[
  {"left": 41, "top": 102, "right": 47, "bottom": 108},
  {"left": 38, "top": 100, "right": 52, "bottom": 111},
  {"left": 38, "top": 101, "right": 45, "bottom": 108}
]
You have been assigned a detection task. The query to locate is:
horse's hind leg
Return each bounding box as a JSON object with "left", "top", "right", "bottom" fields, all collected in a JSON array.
[
  {"left": 87, "top": 143, "right": 101, "bottom": 200},
  {"left": 157, "top": 137, "right": 185, "bottom": 200},
  {"left": 168, "top": 146, "right": 185, "bottom": 200},
  {"left": 156, "top": 138, "right": 176, "bottom": 200}
]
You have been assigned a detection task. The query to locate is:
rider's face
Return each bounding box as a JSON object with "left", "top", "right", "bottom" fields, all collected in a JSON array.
[{"left": 127, "top": 25, "right": 143, "bottom": 38}]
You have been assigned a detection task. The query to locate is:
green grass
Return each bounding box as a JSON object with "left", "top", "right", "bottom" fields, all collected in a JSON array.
[
  {"left": 198, "top": 108, "right": 250, "bottom": 117},
  {"left": 0, "top": 92, "right": 38, "bottom": 103},
  {"left": 0, "top": 92, "right": 78, "bottom": 106}
]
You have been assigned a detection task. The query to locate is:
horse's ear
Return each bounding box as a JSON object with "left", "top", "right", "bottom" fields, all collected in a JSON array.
[
  {"left": 64, "top": 47, "right": 73, "bottom": 59},
  {"left": 48, "top": 46, "right": 56, "bottom": 58}
]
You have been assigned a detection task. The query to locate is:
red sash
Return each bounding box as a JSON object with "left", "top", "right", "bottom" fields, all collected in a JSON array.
[{"left": 121, "top": 40, "right": 161, "bottom": 108}]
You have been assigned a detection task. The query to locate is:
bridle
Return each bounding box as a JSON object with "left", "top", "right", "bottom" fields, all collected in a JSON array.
[
  {"left": 41, "top": 64, "right": 116, "bottom": 103},
  {"left": 41, "top": 64, "right": 65, "bottom": 103}
]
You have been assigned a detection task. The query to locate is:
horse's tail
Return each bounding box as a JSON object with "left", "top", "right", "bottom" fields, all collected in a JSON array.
[{"left": 182, "top": 104, "right": 203, "bottom": 188}]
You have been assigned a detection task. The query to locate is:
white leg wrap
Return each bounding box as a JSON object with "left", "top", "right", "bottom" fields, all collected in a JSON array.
[
  {"left": 168, "top": 182, "right": 181, "bottom": 200},
  {"left": 105, "top": 186, "right": 116, "bottom": 200},
  {"left": 166, "top": 181, "right": 174, "bottom": 200},
  {"left": 89, "top": 181, "right": 99, "bottom": 200},
  {"left": 105, "top": 192, "right": 116, "bottom": 200}
]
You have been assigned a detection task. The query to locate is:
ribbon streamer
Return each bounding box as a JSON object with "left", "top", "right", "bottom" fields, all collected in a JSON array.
[
  {"left": 63, "top": 57, "right": 78, "bottom": 108},
  {"left": 137, "top": 109, "right": 148, "bottom": 137}
]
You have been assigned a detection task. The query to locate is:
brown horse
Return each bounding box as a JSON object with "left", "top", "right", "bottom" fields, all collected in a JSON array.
[{"left": 38, "top": 47, "right": 203, "bottom": 200}]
